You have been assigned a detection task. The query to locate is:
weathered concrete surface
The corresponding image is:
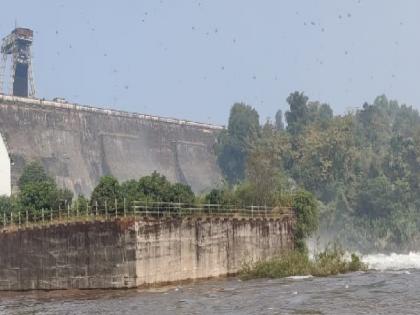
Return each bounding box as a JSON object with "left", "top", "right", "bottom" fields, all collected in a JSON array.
[
  {"left": 0, "top": 220, "right": 138, "bottom": 290},
  {"left": 135, "top": 217, "right": 294, "bottom": 286},
  {"left": 0, "top": 95, "right": 223, "bottom": 196},
  {"left": 0, "top": 217, "right": 294, "bottom": 290}
]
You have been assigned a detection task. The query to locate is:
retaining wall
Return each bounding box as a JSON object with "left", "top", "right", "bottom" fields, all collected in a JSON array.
[{"left": 0, "top": 216, "right": 294, "bottom": 290}]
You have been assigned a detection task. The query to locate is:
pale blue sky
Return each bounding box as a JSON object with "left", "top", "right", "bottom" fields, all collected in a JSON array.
[{"left": 1, "top": 1, "right": 419, "bottom": 125}]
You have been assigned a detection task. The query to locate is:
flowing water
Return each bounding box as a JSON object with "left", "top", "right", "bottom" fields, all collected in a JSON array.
[{"left": 1, "top": 253, "right": 420, "bottom": 315}]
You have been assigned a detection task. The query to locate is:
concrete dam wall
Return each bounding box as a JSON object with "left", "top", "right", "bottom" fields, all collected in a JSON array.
[
  {"left": 0, "top": 216, "right": 294, "bottom": 290},
  {"left": 0, "top": 95, "right": 223, "bottom": 196}
]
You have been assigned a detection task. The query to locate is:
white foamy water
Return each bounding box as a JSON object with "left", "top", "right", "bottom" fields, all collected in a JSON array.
[
  {"left": 287, "top": 275, "right": 313, "bottom": 280},
  {"left": 363, "top": 252, "right": 420, "bottom": 270}
]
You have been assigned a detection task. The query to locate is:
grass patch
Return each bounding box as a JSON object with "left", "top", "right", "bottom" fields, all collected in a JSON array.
[{"left": 240, "top": 245, "right": 367, "bottom": 280}]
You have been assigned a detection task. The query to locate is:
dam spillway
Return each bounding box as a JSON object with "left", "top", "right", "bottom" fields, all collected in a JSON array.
[{"left": 0, "top": 95, "right": 223, "bottom": 196}]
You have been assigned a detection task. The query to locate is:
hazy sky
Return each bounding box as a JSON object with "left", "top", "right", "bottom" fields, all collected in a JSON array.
[{"left": 1, "top": 1, "right": 420, "bottom": 125}]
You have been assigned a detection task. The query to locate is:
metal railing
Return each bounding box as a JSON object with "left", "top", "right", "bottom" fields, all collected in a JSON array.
[{"left": 0, "top": 200, "right": 294, "bottom": 232}]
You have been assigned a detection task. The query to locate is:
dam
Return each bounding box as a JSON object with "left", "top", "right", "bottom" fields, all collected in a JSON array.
[
  {"left": 0, "top": 94, "right": 223, "bottom": 196},
  {"left": 0, "top": 27, "right": 223, "bottom": 197}
]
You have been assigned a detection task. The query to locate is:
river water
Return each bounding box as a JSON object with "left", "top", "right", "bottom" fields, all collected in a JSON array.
[{"left": 1, "top": 253, "right": 420, "bottom": 315}]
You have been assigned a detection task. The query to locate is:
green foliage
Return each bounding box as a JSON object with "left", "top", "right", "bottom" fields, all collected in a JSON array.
[
  {"left": 245, "top": 122, "right": 289, "bottom": 206},
  {"left": 167, "top": 182, "right": 195, "bottom": 204},
  {"left": 74, "top": 195, "right": 89, "bottom": 211},
  {"left": 120, "top": 179, "right": 144, "bottom": 205},
  {"left": 274, "top": 109, "right": 284, "bottom": 131},
  {"left": 18, "top": 162, "right": 49, "bottom": 189},
  {"left": 215, "top": 91, "right": 420, "bottom": 251},
  {"left": 138, "top": 171, "right": 172, "bottom": 201},
  {"left": 227, "top": 103, "right": 260, "bottom": 146},
  {"left": 18, "top": 161, "right": 73, "bottom": 212},
  {"left": 240, "top": 250, "right": 310, "bottom": 279},
  {"left": 90, "top": 171, "right": 196, "bottom": 209},
  {"left": 90, "top": 175, "right": 122, "bottom": 209},
  {"left": 19, "top": 180, "right": 58, "bottom": 210},
  {"left": 240, "top": 245, "right": 367, "bottom": 280},
  {"left": 204, "top": 188, "right": 236, "bottom": 205},
  {"left": 292, "top": 190, "right": 319, "bottom": 252},
  {"left": 285, "top": 91, "right": 309, "bottom": 135},
  {"left": 217, "top": 103, "right": 260, "bottom": 184}
]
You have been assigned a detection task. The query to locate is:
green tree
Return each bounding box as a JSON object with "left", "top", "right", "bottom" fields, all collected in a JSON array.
[
  {"left": 138, "top": 171, "right": 171, "bottom": 201},
  {"left": 18, "top": 161, "right": 49, "bottom": 189},
  {"left": 227, "top": 103, "right": 260, "bottom": 146},
  {"left": 168, "top": 183, "right": 195, "bottom": 204},
  {"left": 245, "top": 122, "right": 288, "bottom": 205},
  {"left": 19, "top": 181, "right": 58, "bottom": 211},
  {"left": 120, "top": 179, "right": 145, "bottom": 206},
  {"left": 217, "top": 134, "right": 247, "bottom": 184},
  {"left": 307, "top": 101, "right": 333, "bottom": 128},
  {"left": 217, "top": 103, "right": 260, "bottom": 183},
  {"left": 275, "top": 109, "right": 284, "bottom": 131},
  {"left": 285, "top": 91, "right": 309, "bottom": 135},
  {"left": 90, "top": 176, "right": 122, "bottom": 211},
  {"left": 204, "top": 188, "right": 236, "bottom": 205},
  {"left": 18, "top": 161, "right": 71, "bottom": 212},
  {"left": 292, "top": 190, "right": 319, "bottom": 252}
]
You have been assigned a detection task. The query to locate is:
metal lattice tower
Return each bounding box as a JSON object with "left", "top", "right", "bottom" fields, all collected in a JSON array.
[{"left": 0, "top": 28, "right": 35, "bottom": 97}]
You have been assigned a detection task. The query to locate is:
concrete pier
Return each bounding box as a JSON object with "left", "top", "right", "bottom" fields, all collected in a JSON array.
[{"left": 0, "top": 216, "right": 294, "bottom": 290}]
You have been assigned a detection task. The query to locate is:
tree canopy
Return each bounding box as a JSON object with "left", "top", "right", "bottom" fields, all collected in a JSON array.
[{"left": 216, "top": 92, "right": 420, "bottom": 252}]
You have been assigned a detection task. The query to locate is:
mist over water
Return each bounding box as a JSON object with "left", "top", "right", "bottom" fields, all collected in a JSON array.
[
  {"left": 308, "top": 236, "right": 420, "bottom": 271},
  {"left": 363, "top": 252, "right": 420, "bottom": 271}
]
